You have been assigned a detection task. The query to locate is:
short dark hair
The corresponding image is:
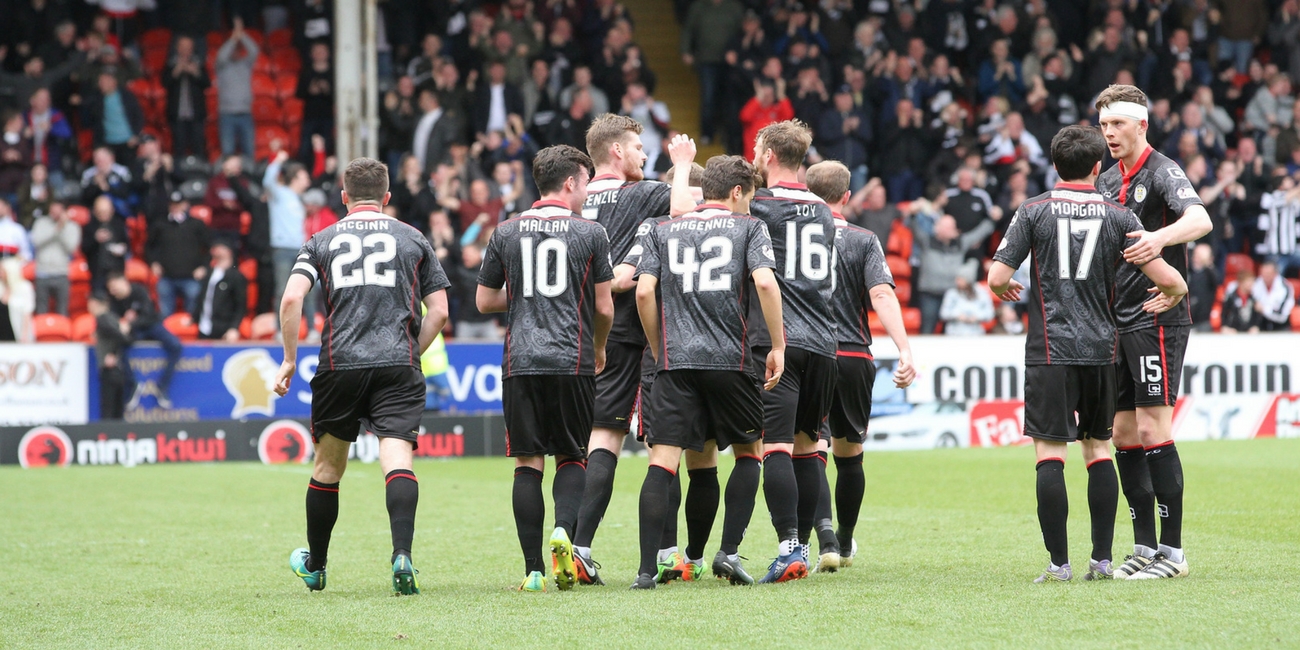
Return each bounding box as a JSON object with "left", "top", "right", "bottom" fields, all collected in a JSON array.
[
  {"left": 532, "top": 145, "right": 594, "bottom": 195},
  {"left": 1050, "top": 125, "right": 1107, "bottom": 182},
  {"left": 805, "top": 161, "right": 851, "bottom": 204},
  {"left": 343, "top": 157, "right": 390, "bottom": 202},
  {"left": 665, "top": 162, "right": 706, "bottom": 186},
  {"left": 280, "top": 162, "right": 307, "bottom": 186},
  {"left": 700, "top": 155, "right": 759, "bottom": 201},
  {"left": 755, "top": 120, "right": 813, "bottom": 169}
]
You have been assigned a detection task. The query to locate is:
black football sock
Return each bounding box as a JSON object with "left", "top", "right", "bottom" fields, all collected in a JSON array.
[
  {"left": 720, "top": 455, "right": 761, "bottom": 555},
  {"left": 792, "top": 453, "right": 822, "bottom": 546},
  {"left": 1115, "top": 445, "right": 1158, "bottom": 551},
  {"left": 834, "top": 453, "right": 865, "bottom": 551},
  {"left": 384, "top": 469, "right": 418, "bottom": 562},
  {"left": 1036, "top": 459, "right": 1069, "bottom": 567},
  {"left": 552, "top": 459, "right": 587, "bottom": 541},
  {"left": 512, "top": 467, "right": 546, "bottom": 575},
  {"left": 1086, "top": 459, "right": 1118, "bottom": 563},
  {"left": 1146, "top": 442, "right": 1184, "bottom": 551},
  {"left": 763, "top": 450, "right": 800, "bottom": 544},
  {"left": 814, "top": 451, "right": 838, "bottom": 554},
  {"left": 684, "top": 467, "right": 719, "bottom": 560},
  {"left": 638, "top": 465, "right": 675, "bottom": 576},
  {"left": 305, "top": 478, "right": 339, "bottom": 572},
  {"left": 659, "top": 468, "right": 681, "bottom": 551},
  {"left": 573, "top": 448, "right": 617, "bottom": 547}
]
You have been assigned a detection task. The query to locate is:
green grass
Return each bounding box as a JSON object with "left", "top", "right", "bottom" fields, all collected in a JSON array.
[{"left": 2, "top": 440, "right": 1298, "bottom": 649}]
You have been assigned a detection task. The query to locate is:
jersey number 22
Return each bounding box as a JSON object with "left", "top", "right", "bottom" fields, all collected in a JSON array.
[{"left": 330, "top": 233, "right": 397, "bottom": 288}]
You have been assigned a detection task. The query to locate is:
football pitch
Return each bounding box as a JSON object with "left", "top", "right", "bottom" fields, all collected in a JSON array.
[{"left": 2, "top": 439, "right": 1297, "bottom": 649}]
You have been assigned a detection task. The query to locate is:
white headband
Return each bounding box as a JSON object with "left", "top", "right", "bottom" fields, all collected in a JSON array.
[{"left": 1099, "top": 101, "right": 1148, "bottom": 122}]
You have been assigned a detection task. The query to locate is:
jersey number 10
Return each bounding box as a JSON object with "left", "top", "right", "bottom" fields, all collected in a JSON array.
[
  {"left": 1056, "top": 219, "right": 1102, "bottom": 280},
  {"left": 520, "top": 236, "right": 569, "bottom": 297}
]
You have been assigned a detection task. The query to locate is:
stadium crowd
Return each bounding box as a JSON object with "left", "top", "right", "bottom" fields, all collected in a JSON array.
[{"left": 0, "top": 0, "right": 1298, "bottom": 356}]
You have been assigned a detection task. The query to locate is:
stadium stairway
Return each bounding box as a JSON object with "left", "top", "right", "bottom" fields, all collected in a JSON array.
[{"left": 634, "top": 0, "right": 726, "bottom": 159}]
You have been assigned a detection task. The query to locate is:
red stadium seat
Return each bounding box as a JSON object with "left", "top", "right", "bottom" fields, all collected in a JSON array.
[
  {"left": 886, "top": 254, "right": 911, "bottom": 280},
  {"left": 266, "top": 29, "right": 293, "bottom": 50},
  {"left": 902, "top": 307, "right": 922, "bottom": 334},
  {"left": 252, "top": 72, "right": 278, "bottom": 99},
  {"left": 71, "top": 313, "right": 97, "bottom": 342},
  {"left": 249, "top": 313, "right": 278, "bottom": 340},
  {"left": 280, "top": 97, "right": 304, "bottom": 125},
  {"left": 868, "top": 312, "right": 886, "bottom": 336},
  {"left": 1292, "top": 307, "right": 1300, "bottom": 331},
  {"left": 21, "top": 261, "right": 35, "bottom": 281},
  {"left": 252, "top": 96, "right": 281, "bottom": 125},
  {"left": 164, "top": 313, "right": 199, "bottom": 341},
  {"left": 238, "top": 315, "right": 253, "bottom": 339},
  {"left": 68, "top": 259, "right": 91, "bottom": 283},
  {"left": 125, "top": 257, "right": 153, "bottom": 285},
  {"left": 190, "top": 204, "right": 212, "bottom": 226},
  {"left": 140, "top": 28, "right": 173, "bottom": 52},
  {"left": 239, "top": 257, "right": 258, "bottom": 282},
  {"left": 206, "top": 31, "right": 227, "bottom": 52},
  {"left": 887, "top": 221, "right": 913, "bottom": 260},
  {"left": 274, "top": 74, "right": 298, "bottom": 101},
  {"left": 33, "top": 314, "right": 72, "bottom": 342},
  {"left": 893, "top": 278, "right": 912, "bottom": 305},
  {"left": 1225, "top": 253, "right": 1255, "bottom": 279},
  {"left": 254, "top": 55, "right": 275, "bottom": 77},
  {"left": 239, "top": 211, "right": 252, "bottom": 236},
  {"left": 78, "top": 129, "right": 94, "bottom": 163},
  {"left": 67, "top": 204, "right": 91, "bottom": 226}
]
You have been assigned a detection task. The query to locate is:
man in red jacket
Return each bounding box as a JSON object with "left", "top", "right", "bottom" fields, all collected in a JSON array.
[{"left": 740, "top": 80, "right": 794, "bottom": 161}]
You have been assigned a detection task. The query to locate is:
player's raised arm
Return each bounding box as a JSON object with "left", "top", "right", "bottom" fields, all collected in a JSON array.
[
  {"left": 667, "top": 133, "right": 698, "bottom": 217},
  {"left": 751, "top": 266, "right": 785, "bottom": 390}
]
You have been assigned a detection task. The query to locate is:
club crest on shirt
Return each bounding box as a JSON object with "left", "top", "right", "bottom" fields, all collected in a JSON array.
[{"left": 1134, "top": 185, "right": 1147, "bottom": 203}]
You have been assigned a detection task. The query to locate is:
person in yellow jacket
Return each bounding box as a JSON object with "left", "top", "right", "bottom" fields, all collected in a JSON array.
[{"left": 421, "top": 331, "right": 450, "bottom": 411}]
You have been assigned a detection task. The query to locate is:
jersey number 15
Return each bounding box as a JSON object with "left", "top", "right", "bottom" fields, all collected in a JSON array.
[{"left": 1056, "top": 219, "right": 1101, "bottom": 280}]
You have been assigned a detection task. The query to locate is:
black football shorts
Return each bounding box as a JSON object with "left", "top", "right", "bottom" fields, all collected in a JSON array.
[
  {"left": 310, "top": 365, "right": 426, "bottom": 447},
  {"left": 1023, "top": 364, "right": 1116, "bottom": 443},
  {"left": 503, "top": 375, "right": 595, "bottom": 458},
  {"left": 827, "top": 349, "right": 876, "bottom": 444},
  {"left": 754, "top": 346, "right": 838, "bottom": 445},
  {"left": 1116, "top": 325, "right": 1188, "bottom": 411},
  {"left": 633, "top": 372, "right": 655, "bottom": 443},
  {"left": 648, "top": 369, "right": 763, "bottom": 452},
  {"left": 593, "top": 341, "right": 644, "bottom": 431}
]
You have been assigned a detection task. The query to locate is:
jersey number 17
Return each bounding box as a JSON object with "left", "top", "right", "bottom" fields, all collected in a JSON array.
[{"left": 1056, "top": 219, "right": 1101, "bottom": 281}]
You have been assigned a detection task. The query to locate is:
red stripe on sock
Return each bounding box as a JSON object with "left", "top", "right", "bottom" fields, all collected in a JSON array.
[
  {"left": 1037, "top": 457, "right": 1065, "bottom": 465},
  {"left": 1086, "top": 458, "right": 1113, "bottom": 468},
  {"left": 308, "top": 483, "right": 339, "bottom": 492},
  {"left": 735, "top": 454, "right": 761, "bottom": 462},
  {"left": 649, "top": 462, "right": 677, "bottom": 476},
  {"left": 763, "top": 450, "right": 791, "bottom": 460},
  {"left": 1143, "top": 440, "right": 1175, "bottom": 451},
  {"left": 1117, "top": 445, "right": 1144, "bottom": 452},
  {"left": 792, "top": 453, "right": 819, "bottom": 460},
  {"left": 557, "top": 459, "right": 587, "bottom": 470},
  {"left": 385, "top": 472, "right": 417, "bottom": 485}
]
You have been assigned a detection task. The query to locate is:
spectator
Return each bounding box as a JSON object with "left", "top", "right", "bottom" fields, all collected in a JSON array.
[
  {"left": 29, "top": 201, "right": 79, "bottom": 316},
  {"left": 428, "top": 208, "right": 460, "bottom": 269},
  {"left": 1275, "top": 101, "right": 1300, "bottom": 166},
  {"left": 472, "top": 61, "right": 524, "bottom": 140},
  {"left": 82, "top": 71, "right": 144, "bottom": 164},
  {"left": 989, "top": 303, "right": 1024, "bottom": 335},
  {"left": 0, "top": 48, "right": 84, "bottom": 112},
  {"left": 106, "top": 270, "right": 182, "bottom": 410},
  {"left": 79, "top": 147, "right": 133, "bottom": 218},
  {"left": 1253, "top": 260, "right": 1296, "bottom": 331},
  {"left": 1214, "top": 0, "right": 1270, "bottom": 73},
  {"left": 558, "top": 65, "right": 609, "bottom": 119},
  {"left": 848, "top": 178, "right": 898, "bottom": 246},
  {"left": 790, "top": 65, "right": 829, "bottom": 129},
  {"left": 131, "top": 135, "right": 178, "bottom": 223},
  {"left": 818, "top": 85, "right": 871, "bottom": 191},
  {"left": 0, "top": 111, "right": 33, "bottom": 206},
  {"left": 407, "top": 34, "right": 444, "bottom": 88},
  {"left": 1258, "top": 175, "right": 1300, "bottom": 274},
  {"left": 1083, "top": 24, "right": 1136, "bottom": 100},
  {"left": 983, "top": 112, "right": 1046, "bottom": 184},
  {"left": 913, "top": 213, "right": 993, "bottom": 334},
  {"left": 944, "top": 168, "right": 999, "bottom": 237},
  {"left": 23, "top": 88, "right": 73, "bottom": 186},
  {"left": 431, "top": 59, "right": 471, "bottom": 128},
  {"left": 17, "top": 163, "right": 53, "bottom": 229},
  {"left": 413, "top": 89, "right": 456, "bottom": 174},
  {"left": 879, "top": 98, "right": 932, "bottom": 201},
  {"left": 739, "top": 80, "right": 793, "bottom": 162},
  {"left": 147, "top": 191, "right": 211, "bottom": 318},
  {"left": 192, "top": 241, "right": 246, "bottom": 342},
  {"left": 448, "top": 244, "right": 498, "bottom": 339},
  {"left": 1244, "top": 74, "right": 1294, "bottom": 159},
  {"left": 0, "top": 198, "right": 32, "bottom": 261},
  {"left": 204, "top": 155, "right": 250, "bottom": 248},
  {"left": 481, "top": 27, "right": 529, "bottom": 87},
  {"left": 490, "top": 160, "right": 527, "bottom": 218},
  {"left": 1165, "top": 100, "right": 1226, "bottom": 164},
  {"left": 87, "top": 293, "right": 131, "bottom": 419},
  {"left": 1271, "top": 1, "right": 1300, "bottom": 86},
  {"left": 1221, "top": 269, "right": 1263, "bottom": 333},
  {"left": 81, "top": 195, "right": 128, "bottom": 293},
  {"left": 546, "top": 87, "right": 594, "bottom": 151},
  {"left": 264, "top": 150, "right": 309, "bottom": 323},
  {"left": 618, "top": 81, "right": 669, "bottom": 175},
  {"left": 298, "top": 42, "right": 335, "bottom": 160},
  {"left": 381, "top": 75, "right": 420, "bottom": 168},
  {"left": 1187, "top": 243, "right": 1220, "bottom": 332},
  {"left": 940, "top": 269, "right": 993, "bottom": 335},
  {"left": 215, "top": 17, "right": 259, "bottom": 157},
  {"left": 456, "top": 178, "right": 503, "bottom": 233},
  {"left": 977, "top": 39, "right": 1025, "bottom": 105},
  {"left": 680, "top": 0, "right": 743, "bottom": 145},
  {"left": 522, "top": 57, "right": 558, "bottom": 133},
  {"left": 163, "top": 34, "right": 209, "bottom": 160}
]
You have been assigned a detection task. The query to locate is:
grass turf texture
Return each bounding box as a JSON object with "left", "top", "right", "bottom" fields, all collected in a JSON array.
[{"left": 2, "top": 439, "right": 1297, "bottom": 648}]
